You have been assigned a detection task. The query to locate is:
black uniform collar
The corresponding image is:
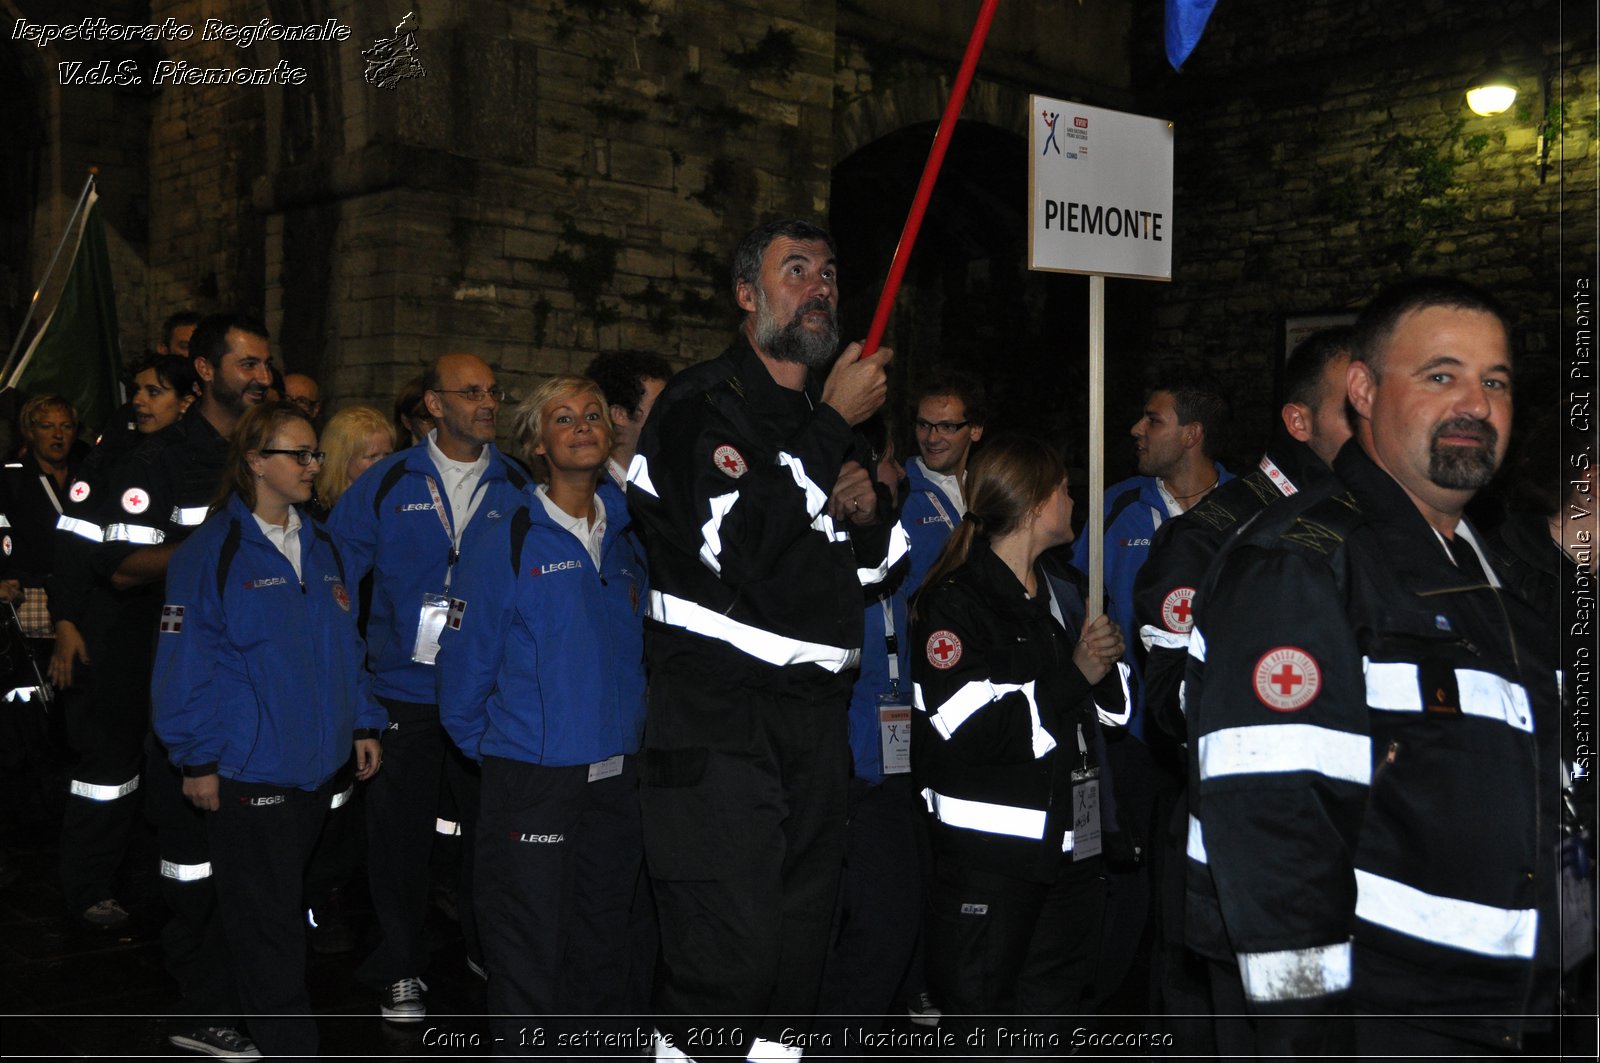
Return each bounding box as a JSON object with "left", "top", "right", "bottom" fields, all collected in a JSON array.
[
  {"left": 726, "top": 330, "right": 824, "bottom": 413},
  {"left": 1260, "top": 426, "right": 1334, "bottom": 493},
  {"left": 1331, "top": 439, "right": 1485, "bottom": 585},
  {"left": 180, "top": 404, "right": 230, "bottom": 450}
]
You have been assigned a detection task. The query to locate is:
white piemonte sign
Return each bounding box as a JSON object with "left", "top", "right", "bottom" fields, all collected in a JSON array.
[{"left": 1027, "top": 96, "right": 1174, "bottom": 281}]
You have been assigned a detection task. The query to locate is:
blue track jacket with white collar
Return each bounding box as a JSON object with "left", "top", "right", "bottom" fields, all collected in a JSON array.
[
  {"left": 436, "top": 477, "right": 648, "bottom": 767},
  {"left": 152, "top": 495, "right": 385, "bottom": 790},
  {"left": 327, "top": 441, "right": 529, "bottom": 704}
]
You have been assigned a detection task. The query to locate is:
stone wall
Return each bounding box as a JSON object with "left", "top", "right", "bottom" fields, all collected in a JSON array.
[{"left": 1134, "top": 0, "right": 1595, "bottom": 456}]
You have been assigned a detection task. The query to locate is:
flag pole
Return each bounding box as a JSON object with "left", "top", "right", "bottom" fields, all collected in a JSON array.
[
  {"left": 1, "top": 169, "right": 98, "bottom": 385},
  {"left": 860, "top": 0, "right": 999, "bottom": 358}
]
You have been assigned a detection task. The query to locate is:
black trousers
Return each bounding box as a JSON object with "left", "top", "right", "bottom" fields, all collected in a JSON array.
[
  {"left": 357, "top": 698, "right": 479, "bottom": 988},
  {"left": 815, "top": 774, "right": 926, "bottom": 1038},
  {"left": 144, "top": 734, "right": 239, "bottom": 1020},
  {"left": 59, "top": 658, "right": 149, "bottom": 912},
  {"left": 476, "top": 755, "right": 643, "bottom": 1054},
  {"left": 208, "top": 777, "right": 328, "bottom": 1058},
  {"left": 641, "top": 668, "right": 851, "bottom": 1058},
  {"left": 928, "top": 850, "right": 1107, "bottom": 1056}
]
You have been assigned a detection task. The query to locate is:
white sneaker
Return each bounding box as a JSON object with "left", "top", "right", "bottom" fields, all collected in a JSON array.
[{"left": 380, "top": 976, "right": 428, "bottom": 1023}]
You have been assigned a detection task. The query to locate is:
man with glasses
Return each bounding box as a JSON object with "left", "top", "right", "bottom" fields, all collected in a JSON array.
[
  {"left": 902, "top": 371, "right": 986, "bottom": 594},
  {"left": 93, "top": 312, "right": 272, "bottom": 1059},
  {"left": 283, "top": 372, "right": 323, "bottom": 426},
  {"left": 328, "top": 352, "right": 529, "bottom": 1024}
]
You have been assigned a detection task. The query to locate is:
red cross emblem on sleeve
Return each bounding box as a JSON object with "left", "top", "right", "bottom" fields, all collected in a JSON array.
[
  {"left": 1253, "top": 646, "right": 1321, "bottom": 711},
  {"left": 69, "top": 481, "right": 90, "bottom": 503},
  {"left": 159, "top": 604, "right": 185, "bottom": 634},
  {"left": 121, "top": 488, "right": 149, "bottom": 514},
  {"left": 1161, "top": 586, "right": 1196, "bottom": 633},
  {"left": 712, "top": 444, "right": 748, "bottom": 478},
  {"left": 926, "top": 629, "right": 963, "bottom": 670}
]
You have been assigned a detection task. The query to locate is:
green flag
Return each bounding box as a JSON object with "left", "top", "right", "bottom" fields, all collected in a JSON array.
[{"left": 6, "top": 186, "right": 123, "bottom": 436}]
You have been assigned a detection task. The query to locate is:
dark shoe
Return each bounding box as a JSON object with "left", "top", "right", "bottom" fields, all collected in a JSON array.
[
  {"left": 306, "top": 903, "right": 357, "bottom": 954},
  {"left": 907, "top": 990, "right": 942, "bottom": 1027},
  {"left": 167, "top": 1025, "right": 262, "bottom": 1059},
  {"left": 81, "top": 898, "right": 131, "bottom": 930}
]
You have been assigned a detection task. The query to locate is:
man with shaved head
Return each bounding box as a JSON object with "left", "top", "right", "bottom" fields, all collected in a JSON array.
[{"left": 328, "top": 353, "right": 531, "bottom": 1024}]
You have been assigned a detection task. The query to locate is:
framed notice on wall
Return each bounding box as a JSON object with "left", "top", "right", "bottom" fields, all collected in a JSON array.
[{"left": 1284, "top": 311, "right": 1358, "bottom": 364}]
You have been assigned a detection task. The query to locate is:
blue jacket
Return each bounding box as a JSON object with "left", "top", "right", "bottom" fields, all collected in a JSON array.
[
  {"left": 152, "top": 495, "right": 385, "bottom": 790},
  {"left": 436, "top": 478, "right": 648, "bottom": 767},
  {"left": 1071, "top": 465, "right": 1231, "bottom": 738},
  {"left": 326, "top": 441, "right": 530, "bottom": 704},
  {"left": 900, "top": 458, "right": 961, "bottom": 598}
]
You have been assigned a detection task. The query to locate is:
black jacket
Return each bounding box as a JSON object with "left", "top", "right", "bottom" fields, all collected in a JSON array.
[
  {"left": 627, "top": 334, "right": 904, "bottom": 691},
  {"left": 1184, "top": 441, "right": 1562, "bottom": 1049},
  {"left": 1133, "top": 430, "right": 1333, "bottom": 745},
  {"left": 911, "top": 546, "right": 1129, "bottom": 882}
]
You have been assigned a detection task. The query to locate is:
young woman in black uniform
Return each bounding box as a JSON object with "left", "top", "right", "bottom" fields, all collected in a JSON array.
[{"left": 911, "top": 434, "right": 1129, "bottom": 1049}]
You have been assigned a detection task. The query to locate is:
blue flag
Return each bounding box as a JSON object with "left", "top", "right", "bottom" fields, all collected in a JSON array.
[{"left": 1166, "top": 0, "right": 1219, "bottom": 70}]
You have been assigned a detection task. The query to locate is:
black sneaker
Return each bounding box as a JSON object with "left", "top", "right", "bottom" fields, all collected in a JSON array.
[
  {"left": 907, "top": 990, "right": 942, "bottom": 1027},
  {"left": 381, "top": 976, "right": 428, "bottom": 1023},
  {"left": 167, "top": 1025, "right": 262, "bottom": 1059},
  {"left": 305, "top": 903, "right": 357, "bottom": 955}
]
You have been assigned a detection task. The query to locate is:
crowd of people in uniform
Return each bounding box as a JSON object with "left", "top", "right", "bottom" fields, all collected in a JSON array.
[{"left": 1, "top": 216, "right": 1591, "bottom": 1060}]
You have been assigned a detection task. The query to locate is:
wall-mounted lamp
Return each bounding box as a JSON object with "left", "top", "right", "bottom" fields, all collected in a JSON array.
[{"left": 1465, "top": 71, "right": 1518, "bottom": 116}]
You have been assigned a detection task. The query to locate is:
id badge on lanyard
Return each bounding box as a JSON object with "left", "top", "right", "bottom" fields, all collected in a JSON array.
[
  {"left": 411, "top": 474, "right": 471, "bottom": 665},
  {"left": 1070, "top": 725, "right": 1102, "bottom": 860},
  {"left": 875, "top": 598, "right": 911, "bottom": 774},
  {"left": 877, "top": 692, "right": 912, "bottom": 775}
]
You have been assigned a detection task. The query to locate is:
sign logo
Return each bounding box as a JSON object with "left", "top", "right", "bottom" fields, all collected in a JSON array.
[
  {"left": 1253, "top": 646, "right": 1321, "bottom": 712},
  {"left": 1041, "top": 110, "right": 1061, "bottom": 155},
  {"left": 121, "top": 488, "right": 150, "bottom": 514},
  {"left": 1161, "top": 586, "right": 1196, "bottom": 633},
  {"left": 69, "top": 481, "right": 90, "bottom": 503},
  {"left": 159, "top": 605, "right": 185, "bottom": 633},
  {"left": 926, "top": 629, "right": 963, "bottom": 670},
  {"left": 332, "top": 582, "right": 351, "bottom": 612},
  {"left": 243, "top": 576, "right": 289, "bottom": 590},
  {"left": 1074, "top": 115, "right": 1089, "bottom": 129},
  {"left": 713, "top": 444, "right": 748, "bottom": 478}
]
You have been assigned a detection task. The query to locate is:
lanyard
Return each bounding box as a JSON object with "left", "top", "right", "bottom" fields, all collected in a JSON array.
[
  {"left": 38, "top": 475, "right": 63, "bottom": 516},
  {"left": 879, "top": 597, "right": 900, "bottom": 694},
  {"left": 423, "top": 473, "right": 486, "bottom": 592},
  {"left": 924, "top": 489, "right": 955, "bottom": 530}
]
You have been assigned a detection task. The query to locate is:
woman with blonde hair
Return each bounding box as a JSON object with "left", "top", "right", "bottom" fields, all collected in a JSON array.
[
  {"left": 312, "top": 404, "right": 397, "bottom": 516},
  {"left": 438, "top": 373, "right": 648, "bottom": 1049},
  {"left": 911, "top": 433, "right": 1129, "bottom": 1044}
]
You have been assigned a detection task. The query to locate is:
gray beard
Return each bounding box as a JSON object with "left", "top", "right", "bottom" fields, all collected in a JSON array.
[
  {"left": 755, "top": 291, "right": 839, "bottom": 368},
  {"left": 1427, "top": 416, "right": 1499, "bottom": 490}
]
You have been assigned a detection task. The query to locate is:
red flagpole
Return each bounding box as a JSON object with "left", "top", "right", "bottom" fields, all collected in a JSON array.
[{"left": 860, "top": 0, "right": 1001, "bottom": 358}]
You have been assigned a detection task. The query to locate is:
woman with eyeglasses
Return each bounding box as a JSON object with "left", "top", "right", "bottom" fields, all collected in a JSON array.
[
  {"left": 152, "top": 402, "right": 384, "bottom": 1057},
  {"left": 437, "top": 374, "right": 648, "bottom": 1047},
  {"left": 910, "top": 434, "right": 1129, "bottom": 1046}
]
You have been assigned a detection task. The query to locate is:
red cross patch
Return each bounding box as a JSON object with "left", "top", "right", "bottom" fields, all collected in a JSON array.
[
  {"left": 69, "top": 480, "right": 90, "bottom": 503},
  {"left": 926, "top": 629, "right": 963, "bottom": 670},
  {"left": 1253, "top": 646, "right": 1321, "bottom": 712},
  {"left": 1, "top": 535, "right": 11, "bottom": 557},
  {"left": 159, "top": 604, "right": 185, "bottom": 634},
  {"left": 331, "top": 582, "right": 351, "bottom": 613},
  {"left": 121, "top": 487, "right": 150, "bottom": 514},
  {"left": 712, "top": 444, "right": 748, "bottom": 478},
  {"left": 1161, "top": 586, "right": 1196, "bottom": 633},
  {"left": 446, "top": 598, "right": 467, "bottom": 630}
]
